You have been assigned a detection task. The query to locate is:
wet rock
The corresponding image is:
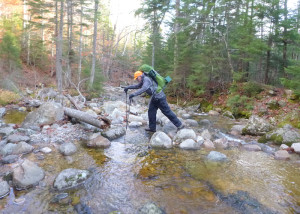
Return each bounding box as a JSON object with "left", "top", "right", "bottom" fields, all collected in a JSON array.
[
  {"left": 185, "top": 119, "right": 198, "bottom": 127},
  {"left": 1, "top": 142, "right": 34, "bottom": 156},
  {"left": 102, "top": 126, "right": 126, "bottom": 140},
  {"left": 291, "top": 143, "right": 300, "bottom": 154},
  {"left": 243, "top": 144, "right": 261, "bottom": 151},
  {"left": 265, "top": 125, "right": 300, "bottom": 145},
  {"left": 196, "top": 136, "right": 204, "bottom": 144},
  {"left": 87, "top": 133, "right": 111, "bottom": 148},
  {"left": 207, "top": 151, "right": 228, "bottom": 162},
  {"left": 22, "top": 102, "right": 64, "bottom": 129},
  {"left": 201, "top": 129, "right": 212, "bottom": 140},
  {"left": 0, "top": 127, "right": 15, "bottom": 137},
  {"left": 222, "top": 111, "right": 235, "bottom": 119},
  {"left": 242, "top": 115, "right": 273, "bottom": 136},
  {"left": 7, "top": 134, "right": 30, "bottom": 143},
  {"left": 59, "top": 142, "right": 77, "bottom": 156},
  {"left": 103, "top": 101, "right": 126, "bottom": 114},
  {"left": 125, "top": 130, "right": 149, "bottom": 145},
  {"left": 128, "top": 115, "right": 145, "bottom": 124},
  {"left": 13, "top": 159, "right": 45, "bottom": 190},
  {"left": 280, "top": 144, "right": 289, "bottom": 150},
  {"left": 203, "top": 140, "right": 215, "bottom": 149},
  {"left": 1, "top": 155, "right": 18, "bottom": 164},
  {"left": 150, "top": 131, "right": 172, "bottom": 149},
  {"left": 0, "top": 108, "right": 6, "bottom": 118},
  {"left": 274, "top": 150, "right": 290, "bottom": 160},
  {"left": 74, "top": 202, "right": 92, "bottom": 214},
  {"left": 214, "top": 138, "right": 229, "bottom": 149},
  {"left": 51, "top": 193, "right": 69, "bottom": 203},
  {"left": 129, "top": 121, "right": 143, "bottom": 128},
  {"left": 174, "top": 129, "right": 196, "bottom": 143},
  {"left": 199, "top": 119, "right": 212, "bottom": 128},
  {"left": 0, "top": 181, "right": 9, "bottom": 198},
  {"left": 139, "top": 202, "right": 165, "bottom": 214},
  {"left": 53, "top": 168, "right": 90, "bottom": 191},
  {"left": 162, "top": 121, "right": 177, "bottom": 138},
  {"left": 40, "top": 147, "right": 52, "bottom": 154},
  {"left": 182, "top": 113, "right": 191, "bottom": 119},
  {"left": 179, "top": 139, "right": 201, "bottom": 150},
  {"left": 109, "top": 108, "right": 124, "bottom": 125},
  {"left": 208, "top": 110, "right": 219, "bottom": 116}
]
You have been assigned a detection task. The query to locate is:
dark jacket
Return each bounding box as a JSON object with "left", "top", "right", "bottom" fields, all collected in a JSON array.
[{"left": 127, "top": 74, "right": 165, "bottom": 99}]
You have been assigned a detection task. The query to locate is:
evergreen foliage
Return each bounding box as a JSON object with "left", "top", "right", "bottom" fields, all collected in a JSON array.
[{"left": 281, "top": 62, "right": 300, "bottom": 97}]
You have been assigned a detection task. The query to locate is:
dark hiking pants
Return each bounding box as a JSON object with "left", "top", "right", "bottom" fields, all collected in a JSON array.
[{"left": 148, "top": 96, "right": 182, "bottom": 131}]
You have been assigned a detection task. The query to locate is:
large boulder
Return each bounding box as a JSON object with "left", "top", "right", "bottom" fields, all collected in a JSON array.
[
  {"left": 265, "top": 125, "right": 300, "bottom": 145},
  {"left": 22, "top": 102, "right": 64, "bottom": 129},
  {"left": 13, "top": 159, "right": 45, "bottom": 190},
  {"left": 150, "top": 131, "right": 172, "bottom": 149},
  {"left": 53, "top": 168, "right": 90, "bottom": 191},
  {"left": 173, "top": 129, "right": 196, "bottom": 144},
  {"left": 242, "top": 115, "right": 273, "bottom": 136}
]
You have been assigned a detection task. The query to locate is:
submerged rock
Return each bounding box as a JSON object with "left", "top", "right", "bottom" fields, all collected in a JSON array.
[
  {"left": 207, "top": 151, "right": 228, "bottom": 162},
  {"left": 13, "top": 159, "right": 45, "bottom": 190},
  {"left": 138, "top": 202, "right": 166, "bottom": 214},
  {"left": 1, "top": 142, "right": 34, "bottom": 156},
  {"left": 243, "top": 144, "right": 262, "bottom": 152},
  {"left": 59, "top": 142, "right": 77, "bottom": 156},
  {"left": 53, "top": 168, "right": 90, "bottom": 191},
  {"left": 274, "top": 150, "right": 290, "bottom": 160},
  {"left": 7, "top": 133, "right": 30, "bottom": 143}
]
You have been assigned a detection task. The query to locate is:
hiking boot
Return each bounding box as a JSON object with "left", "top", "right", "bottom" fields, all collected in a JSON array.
[
  {"left": 177, "top": 124, "right": 185, "bottom": 130},
  {"left": 145, "top": 128, "right": 156, "bottom": 132}
]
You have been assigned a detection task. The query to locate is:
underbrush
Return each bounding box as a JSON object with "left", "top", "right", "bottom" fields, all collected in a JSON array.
[{"left": 0, "top": 89, "right": 20, "bottom": 105}]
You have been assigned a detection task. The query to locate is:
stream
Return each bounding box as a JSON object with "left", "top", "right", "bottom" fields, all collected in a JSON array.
[{"left": 0, "top": 107, "right": 300, "bottom": 213}]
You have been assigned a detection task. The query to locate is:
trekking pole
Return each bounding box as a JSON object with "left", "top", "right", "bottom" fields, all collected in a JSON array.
[{"left": 125, "top": 91, "right": 128, "bottom": 130}]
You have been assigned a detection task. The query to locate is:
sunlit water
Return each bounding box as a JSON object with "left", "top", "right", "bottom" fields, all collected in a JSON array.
[{"left": 0, "top": 114, "right": 300, "bottom": 214}]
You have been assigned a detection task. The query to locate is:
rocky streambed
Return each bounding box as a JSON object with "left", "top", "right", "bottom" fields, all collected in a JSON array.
[{"left": 0, "top": 86, "right": 299, "bottom": 214}]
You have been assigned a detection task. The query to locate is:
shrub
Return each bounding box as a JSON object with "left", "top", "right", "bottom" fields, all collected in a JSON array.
[
  {"left": 0, "top": 89, "right": 20, "bottom": 105},
  {"left": 242, "top": 82, "right": 264, "bottom": 97},
  {"left": 226, "top": 94, "right": 253, "bottom": 118}
]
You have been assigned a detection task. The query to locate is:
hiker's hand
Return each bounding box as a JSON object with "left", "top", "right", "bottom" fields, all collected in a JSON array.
[
  {"left": 129, "top": 94, "right": 134, "bottom": 100},
  {"left": 124, "top": 87, "right": 129, "bottom": 93}
]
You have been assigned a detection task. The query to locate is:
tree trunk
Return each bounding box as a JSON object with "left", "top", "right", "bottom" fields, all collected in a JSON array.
[
  {"left": 78, "top": 3, "right": 83, "bottom": 82},
  {"left": 90, "top": 0, "right": 99, "bottom": 87},
  {"left": 64, "top": 107, "right": 110, "bottom": 129},
  {"left": 56, "top": 0, "right": 64, "bottom": 93}
]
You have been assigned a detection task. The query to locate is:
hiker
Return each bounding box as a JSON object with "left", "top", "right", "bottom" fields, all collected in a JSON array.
[{"left": 123, "top": 64, "right": 184, "bottom": 132}]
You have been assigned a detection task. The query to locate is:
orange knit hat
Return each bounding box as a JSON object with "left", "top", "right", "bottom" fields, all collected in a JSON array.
[{"left": 134, "top": 71, "right": 143, "bottom": 80}]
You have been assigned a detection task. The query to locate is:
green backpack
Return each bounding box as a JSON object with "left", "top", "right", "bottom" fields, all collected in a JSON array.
[{"left": 138, "top": 64, "right": 172, "bottom": 93}]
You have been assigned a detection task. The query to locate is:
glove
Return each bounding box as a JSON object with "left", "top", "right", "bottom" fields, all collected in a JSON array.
[
  {"left": 124, "top": 87, "right": 129, "bottom": 93},
  {"left": 129, "top": 94, "right": 134, "bottom": 100}
]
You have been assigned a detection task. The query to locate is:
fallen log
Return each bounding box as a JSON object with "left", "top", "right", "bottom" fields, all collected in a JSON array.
[{"left": 64, "top": 107, "right": 111, "bottom": 129}]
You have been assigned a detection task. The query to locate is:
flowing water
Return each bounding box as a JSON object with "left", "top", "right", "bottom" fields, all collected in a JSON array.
[{"left": 1, "top": 112, "right": 300, "bottom": 214}]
